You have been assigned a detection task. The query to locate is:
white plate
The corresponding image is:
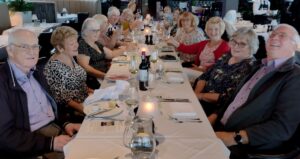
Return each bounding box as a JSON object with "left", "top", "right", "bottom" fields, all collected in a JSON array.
[{"left": 112, "top": 56, "right": 129, "bottom": 63}]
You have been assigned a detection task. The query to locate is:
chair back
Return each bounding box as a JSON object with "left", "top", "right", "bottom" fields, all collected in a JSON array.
[
  {"left": 31, "top": 1, "right": 57, "bottom": 23},
  {"left": 38, "top": 32, "right": 54, "bottom": 59},
  {"left": 0, "top": 3, "right": 11, "bottom": 34}
]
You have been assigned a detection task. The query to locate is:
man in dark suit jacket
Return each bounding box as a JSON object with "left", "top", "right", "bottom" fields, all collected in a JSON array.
[
  {"left": 213, "top": 24, "right": 300, "bottom": 158},
  {"left": 0, "top": 28, "right": 80, "bottom": 158}
]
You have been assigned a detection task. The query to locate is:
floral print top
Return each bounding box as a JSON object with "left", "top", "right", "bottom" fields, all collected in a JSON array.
[{"left": 197, "top": 53, "right": 256, "bottom": 105}]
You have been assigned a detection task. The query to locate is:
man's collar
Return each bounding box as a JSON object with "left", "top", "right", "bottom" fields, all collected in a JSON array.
[{"left": 7, "top": 60, "right": 36, "bottom": 85}]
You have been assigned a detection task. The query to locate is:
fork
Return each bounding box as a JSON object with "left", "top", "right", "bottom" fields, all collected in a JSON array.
[{"left": 169, "top": 116, "right": 202, "bottom": 123}]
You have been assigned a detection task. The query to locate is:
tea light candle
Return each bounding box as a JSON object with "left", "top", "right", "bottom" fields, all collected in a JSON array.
[
  {"left": 144, "top": 27, "right": 151, "bottom": 36},
  {"left": 138, "top": 96, "right": 160, "bottom": 117}
]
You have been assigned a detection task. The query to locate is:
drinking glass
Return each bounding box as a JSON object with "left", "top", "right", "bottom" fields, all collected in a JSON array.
[
  {"left": 123, "top": 115, "right": 156, "bottom": 159},
  {"left": 129, "top": 55, "right": 139, "bottom": 78},
  {"left": 145, "top": 72, "right": 156, "bottom": 95},
  {"left": 125, "top": 86, "right": 139, "bottom": 117},
  {"left": 156, "top": 60, "right": 165, "bottom": 80}
]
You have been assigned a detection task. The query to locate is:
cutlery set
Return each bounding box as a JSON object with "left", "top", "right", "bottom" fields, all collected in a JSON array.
[{"left": 169, "top": 116, "right": 202, "bottom": 123}]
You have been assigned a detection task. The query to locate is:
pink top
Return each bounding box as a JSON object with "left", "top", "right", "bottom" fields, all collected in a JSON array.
[{"left": 199, "top": 43, "right": 220, "bottom": 67}]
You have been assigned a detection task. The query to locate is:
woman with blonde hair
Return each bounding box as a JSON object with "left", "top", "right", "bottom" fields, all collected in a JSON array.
[
  {"left": 168, "top": 16, "right": 230, "bottom": 72},
  {"left": 174, "top": 11, "right": 206, "bottom": 62},
  {"left": 44, "top": 26, "right": 88, "bottom": 122}
]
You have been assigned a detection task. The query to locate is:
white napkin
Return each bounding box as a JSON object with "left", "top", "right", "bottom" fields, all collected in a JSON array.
[
  {"left": 165, "top": 72, "right": 184, "bottom": 83},
  {"left": 84, "top": 80, "right": 129, "bottom": 105},
  {"left": 169, "top": 103, "right": 197, "bottom": 119}
]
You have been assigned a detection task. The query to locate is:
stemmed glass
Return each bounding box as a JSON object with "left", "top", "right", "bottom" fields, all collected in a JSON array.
[
  {"left": 129, "top": 54, "right": 139, "bottom": 79},
  {"left": 150, "top": 50, "right": 158, "bottom": 73},
  {"left": 124, "top": 86, "right": 139, "bottom": 118},
  {"left": 145, "top": 72, "right": 156, "bottom": 95}
]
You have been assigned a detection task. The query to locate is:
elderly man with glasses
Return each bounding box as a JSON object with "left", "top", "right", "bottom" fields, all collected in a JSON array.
[
  {"left": 0, "top": 28, "right": 80, "bottom": 158},
  {"left": 211, "top": 24, "right": 300, "bottom": 159}
]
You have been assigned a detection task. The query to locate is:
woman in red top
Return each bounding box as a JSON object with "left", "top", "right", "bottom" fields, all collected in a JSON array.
[{"left": 167, "top": 16, "right": 230, "bottom": 72}]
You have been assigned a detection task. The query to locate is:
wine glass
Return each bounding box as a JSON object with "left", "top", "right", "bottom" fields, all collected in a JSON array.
[
  {"left": 145, "top": 72, "right": 156, "bottom": 95},
  {"left": 156, "top": 60, "right": 165, "bottom": 81},
  {"left": 150, "top": 50, "right": 158, "bottom": 73},
  {"left": 129, "top": 55, "right": 139, "bottom": 78},
  {"left": 125, "top": 86, "right": 139, "bottom": 118}
]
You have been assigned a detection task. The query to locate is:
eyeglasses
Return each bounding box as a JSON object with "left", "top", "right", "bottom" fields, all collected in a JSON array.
[
  {"left": 11, "top": 43, "right": 41, "bottom": 51},
  {"left": 229, "top": 39, "right": 248, "bottom": 48},
  {"left": 89, "top": 29, "right": 100, "bottom": 33},
  {"left": 269, "top": 31, "right": 291, "bottom": 40}
]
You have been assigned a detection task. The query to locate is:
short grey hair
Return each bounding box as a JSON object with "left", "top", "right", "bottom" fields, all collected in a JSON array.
[
  {"left": 231, "top": 27, "right": 259, "bottom": 55},
  {"left": 107, "top": 6, "right": 120, "bottom": 17},
  {"left": 93, "top": 14, "right": 108, "bottom": 28},
  {"left": 274, "top": 24, "right": 300, "bottom": 45},
  {"left": 8, "top": 28, "right": 36, "bottom": 45},
  {"left": 81, "top": 18, "right": 99, "bottom": 37}
]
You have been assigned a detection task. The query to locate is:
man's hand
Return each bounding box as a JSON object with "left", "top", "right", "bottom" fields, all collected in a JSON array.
[
  {"left": 215, "top": 131, "right": 236, "bottom": 146},
  {"left": 53, "top": 135, "right": 71, "bottom": 151},
  {"left": 64, "top": 123, "right": 81, "bottom": 136}
]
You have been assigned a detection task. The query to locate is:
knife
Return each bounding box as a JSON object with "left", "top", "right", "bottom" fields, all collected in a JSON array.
[
  {"left": 160, "top": 98, "right": 190, "bottom": 102},
  {"left": 86, "top": 108, "right": 113, "bottom": 117}
]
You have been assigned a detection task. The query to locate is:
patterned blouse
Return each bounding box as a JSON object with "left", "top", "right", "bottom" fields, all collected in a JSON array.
[
  {"left": 175, "top": 28, "right": 206, "bottom": 62},
  {"left": 78, "top": 38, "right": 108, "bottom": 72},
  {"left": 44, "top": 59, "right": 88, "bottom": 105},
  {"left": 199, "top": 42, "right": 220, "bottom": 67},
  {"left": 197, "top": 53, "right": 256, "bottom": 105}
]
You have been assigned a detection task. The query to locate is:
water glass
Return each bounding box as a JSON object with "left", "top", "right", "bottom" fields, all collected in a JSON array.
[{"left": 156, "top": 61, "right": 164, "bottom": 80}]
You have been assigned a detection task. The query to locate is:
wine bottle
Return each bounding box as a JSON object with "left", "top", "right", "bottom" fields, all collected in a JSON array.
[{"left": 139, "top": 51, "right": 148, "bottom": 91}]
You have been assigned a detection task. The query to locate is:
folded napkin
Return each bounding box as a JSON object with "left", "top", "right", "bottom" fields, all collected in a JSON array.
[
  {"left": 169, "top": 103, "right": 197, "bottom": 119},
  {"left": 165, "top": 72, "right": 184, "bottom": 83},
  {"left": 84, "top": 80, "right": 129, "bottom": 105}
]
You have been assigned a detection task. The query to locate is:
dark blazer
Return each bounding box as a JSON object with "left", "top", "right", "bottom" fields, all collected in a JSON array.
[
  {"left": 0, "top": 62, "right": 58, "bottom": 157},
  {"left": 224, "top": 55, "right": 300, "bottom": 150}
]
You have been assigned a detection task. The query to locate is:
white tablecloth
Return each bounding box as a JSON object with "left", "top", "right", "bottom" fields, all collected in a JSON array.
[
  {"left": 2, "top": 23, "right": 60, "bottom": 36},
  {"left": 56, "top": 13, "right": 78, "bottom": 23},
  {"left": 65, "top": 50, "right": 230, "bottom": 159}
]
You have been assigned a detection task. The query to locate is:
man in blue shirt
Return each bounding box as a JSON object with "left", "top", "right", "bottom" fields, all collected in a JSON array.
[{"left": 0, "top": 28, "right": 80, "bottom": 158}]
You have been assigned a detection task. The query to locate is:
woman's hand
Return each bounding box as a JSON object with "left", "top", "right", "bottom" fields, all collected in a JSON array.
[{"left": 166, "top": 37, "right": 179, "bottom": 48}]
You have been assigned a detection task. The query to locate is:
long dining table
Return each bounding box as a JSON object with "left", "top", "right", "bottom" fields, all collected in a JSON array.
[{"left": 63, "top": 43, "right": 230, "bottom": 159}]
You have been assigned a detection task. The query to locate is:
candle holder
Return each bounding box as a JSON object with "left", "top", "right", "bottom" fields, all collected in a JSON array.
[
  {"left": 145, "top": 35, "right": 149, "bottom": 45},
  {"left": 149, "top": 35, "right": 153, "bottom": 45}
]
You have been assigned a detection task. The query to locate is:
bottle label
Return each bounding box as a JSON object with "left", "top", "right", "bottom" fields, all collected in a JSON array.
[{"left": 139, "top": 70, "right": 148, "bottom": 81}]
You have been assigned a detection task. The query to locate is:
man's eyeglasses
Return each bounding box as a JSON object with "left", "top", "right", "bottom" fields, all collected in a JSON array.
[
  {"left": 11, "top": 43, "right": 41, "bottom": 51},
  {"left": 269, "top": 31, "right": 290, "bottom": 40},
  {"left": 229, "top": 39, "right": 248, "bottom": 49}
]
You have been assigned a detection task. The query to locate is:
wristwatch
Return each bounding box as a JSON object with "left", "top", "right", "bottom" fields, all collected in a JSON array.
[{"left": 234, "top": 131, "right": 243, "bottom": 145}]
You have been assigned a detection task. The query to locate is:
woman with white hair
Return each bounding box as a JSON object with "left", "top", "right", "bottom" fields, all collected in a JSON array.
[
  {"left": 222, "top": 10, "right": 237, "bottom": 41},
  {"left": 93, "top": 14, "right": 111, "bottom": 48},
  {"left": 194, "top": 27, "right": 258, "bottom": 116},
  {"left": 77, "top": 18, "right": 124, "bottom": 83},
  {"left": 105, "top": 6, "right": 122, "bottom": 49},
  {"left": 119, "top": 8, "right": 143, "bottom": 33}
]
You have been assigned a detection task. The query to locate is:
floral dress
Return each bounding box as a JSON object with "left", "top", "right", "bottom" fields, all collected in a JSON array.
[
  {"left": 196, "top": 53, "right": 257, "bottom": 114},
  {"left": 175, "top": 28, "right": 206, "bottom": 62}
]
